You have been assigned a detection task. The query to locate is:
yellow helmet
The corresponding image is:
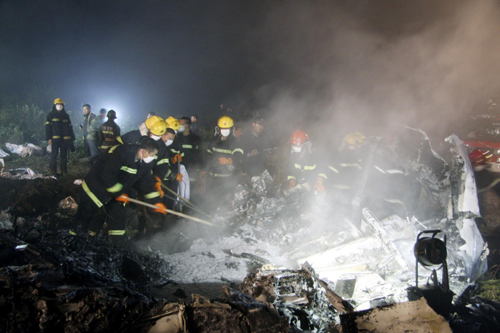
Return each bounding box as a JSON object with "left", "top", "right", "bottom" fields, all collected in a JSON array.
[
  {"left": 165, "top": 116, "right": 181, "bottom": 131},
  {"left": 218, "top": 116, "right": 234, "bottom": 129},
  {"left": 344, "top": 132, "right": 365, "bottom": 146},
  {"left": 53, "top": 98, "right": 65, "bottom": 105},
  {"left": 145, "top": 116, "right": 167, "bottom": 136}
]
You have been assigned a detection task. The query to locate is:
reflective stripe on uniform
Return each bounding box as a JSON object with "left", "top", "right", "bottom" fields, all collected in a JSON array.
[
  {"left": 319, "top": 173, "right": 327, "bottom": 179},
  {"left": 45, "top": 121, "right": 50, "bottom": 125},
  {"left": 328, "top": 165, "right": 339, "bottom": 173},
  {"left": 232, "top": 148, "right": 244, "bottom": 155},
  {"left": 157, "top": 158, "right": 170, "bottom": 165},
  {"left": 144, "top": 191, "right": 160, "bottom": 199},
  {"left": 287, "top": 175, "right": 296, "bottom": 180},
  {"left": 102, "top": 130, "right": 114, "bottom": 135},
  {"left": 108, "top": 230, "right": 126, "bottom": 236},
  {"left": 374, "top": 165, "right": 386, "bottom": 174},
  {"left": 63, "top": 136, "right": 71, "bottom": 139},
  {"left": 106, "top": 182, "right": 123, "bottom": 193},
  {"left": 212, "top": 147, "right": 232, "bottom": 154},
  {"left": 52, "top": 118, "right": 60, "bottom": 121},
  {"left": 120, "top": 166, "right": 137, "bottom": 174},
  {"left": 108, "top": 145, "right": 121, "bottom": 153},
  {"left": 82, "top": 180, "right": 103, "bottom": 208},
  {"left": 117, "top": 136, "right": 124, "bottom": 144},
  {"left": 209, "top": 172, "right": 231, "bottom": 177},
  {"left": 52, "top": 135, "right": 61, "bottom": 139},
  {"left": 304, "top": 164, "right": 316, "bottom": 171},
  {"left": 294, "top": 163, "right": 301, "bottom": 170},
  {"left": 206, "top": 149, "right": 212, "bottom": 154},
  {"left": 182, "top": 144, "right": 193, "bottom": 149},
  {"left": 62, "top": 119, "right": 69, "bottom": 122}
]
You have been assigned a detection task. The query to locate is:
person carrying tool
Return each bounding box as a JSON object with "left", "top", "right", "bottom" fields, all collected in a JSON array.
[
  {"left": 74, "top": 137, "right": 166, "bottom": 245},
  {"left": 45, "top": 98, "right": 75, "bottom": 176},
  {"left": 287, "top": 129, "right": 327, "bottom": 194},
  {"left": 99, "top": 110, "right": 123, "bottom": 152},
  {"left": 199, "top": 116, "right": 244, "bottom": 208}
]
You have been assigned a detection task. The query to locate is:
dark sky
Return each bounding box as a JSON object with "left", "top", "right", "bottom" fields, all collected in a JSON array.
[{"left": 1, "top": 0, "right": 500, "bottom": 134}]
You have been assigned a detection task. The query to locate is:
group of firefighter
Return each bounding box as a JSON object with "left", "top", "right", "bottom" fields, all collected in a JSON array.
[{"left": 45, "top": 97, "right": 401, "bottom": 245}]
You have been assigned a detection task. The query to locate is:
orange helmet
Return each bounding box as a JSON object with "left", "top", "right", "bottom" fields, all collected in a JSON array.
[{"left": 289, "top": 130, "right": 309, "bottom": 145}]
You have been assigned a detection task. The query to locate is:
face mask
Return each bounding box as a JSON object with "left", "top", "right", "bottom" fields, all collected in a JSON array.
[
  {"left": 179, "top": 125, "right": 186, "bottom": 132},
  {"left": 141, "top": 150, "right": 155, "bottom": 163},
  {"left": 292, "top": 146, "right": 302, "bottom": 153},
  {"left": 55, "top": 104, "right": 63, "bottom": 111},
  {"left": 221, "top": 129, "right": 231, "bottom": 137},
  {"left": 151, "top": 134, "right": 161, "bottom": 141},
  {"left": 165, "top": 139, "right": 173, "bottom": 146}
]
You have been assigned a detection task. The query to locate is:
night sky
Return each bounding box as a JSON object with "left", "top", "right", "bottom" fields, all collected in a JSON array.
[{"left": 2, "top": 0, "right": 500, "bottom": 134}]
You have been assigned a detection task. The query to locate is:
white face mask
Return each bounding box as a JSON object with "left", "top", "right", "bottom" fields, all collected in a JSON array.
[
  {"left": 292, "top": 146, "right": 302, "bottom": 153},
  {"left": 151, "top": 134, "right": 161, "bottom": 141},
  {"left": 221, "top": 129, "right": 231, "bottom": 137},
  {"left": 179, "top": 125, "right": 186, "bottom": 132},
  {"left": 141, "top": 150, "right": 155, "bottom": 163},
  {"left": 165, "top": 139, "right": 173, "bottom": 146},
  {"left": 55, "top": 104, "right": 63, "bottom": 111}
]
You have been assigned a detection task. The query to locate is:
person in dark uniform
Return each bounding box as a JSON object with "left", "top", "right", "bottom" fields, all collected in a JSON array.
[
  {"left": 99, "top": 110, "right": 123, "bottom": 152},
  {"left": 45, "top": 98, "right": 75, "bottom": 175},
  {"left": 241, "top": 116, "right": 274, "bottom": 177},
  {"left": 287, "top": 129, "right": 327, "bottom": 193},
  {"left": 199, "top": 116, "right": 244, "bottom": 210},
  {"left": 74, "top": 138, "right": 166, "bottom": 244},
  {"left": 178, "top": 117, "right": 202, "bottom": 189}
]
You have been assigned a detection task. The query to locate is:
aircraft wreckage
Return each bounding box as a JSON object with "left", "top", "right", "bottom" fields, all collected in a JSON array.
[{"left": 0, "top": 128, "right": 494, "bottom": 332}]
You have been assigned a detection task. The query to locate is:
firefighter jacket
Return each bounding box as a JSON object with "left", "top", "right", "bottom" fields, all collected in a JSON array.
[
  {"left": 154, "top": 138, "right": 183, "bottom": 181},
  {"left": 45, "top": 108, "right": 75, "bottom": 142},
  {"left": 82, "top": 144, "right": 160, "bottom": 208},
  {"left": 86, "top": 115, "right": 105, "bottom": 141},
  {"left": 121, "top": 129, "right": 144, "bottom": 145},
  {"left": 241, "top": 131, "right": 274, "bottom": 176},
  {"left": 287, "top": 150, "right": 327, "bottom": 185},
  {"left": 99, "top": 119, "right": 122, "bottom": 151},
  {"left": 205, "top": 135, "right": 244, "bottom": 178},
  {"left": 177, "top": 132, "right": 201, "bottom": 169},
  {"left": 82, "top": 112, "right": 96, "bottom": 138}
]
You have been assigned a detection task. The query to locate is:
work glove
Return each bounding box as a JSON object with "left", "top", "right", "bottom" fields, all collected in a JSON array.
[
  {"left": 154, "top": 202, "right": 167, "bottom": 214},
  {"left": 154, "top": 176, "right": 164, "bottom": 198},
  {"left": 289, "top": 180, "right": 296, "bottom": 188},
  {"left": 172, "top": 154, "right": 182, "bottom": 164},
  {"left": 219, "top": 157, "right": 233, "bottom": 165},
  {"left": 176, "top": 173, "right": 183, "bottom": 182},
  {"left": 116, "top": 194, "right": 130, "bottom": 204},
  {"left": 314, "top": 177, "right": 324, "bottom": 194}
]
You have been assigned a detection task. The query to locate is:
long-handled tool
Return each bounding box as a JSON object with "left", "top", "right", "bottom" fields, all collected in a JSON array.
[
  {"left": 161, "top": 183, "right": 212, "bottom": 219},
  {"left": 127, "top": 197, "right": 216, "bottom": 227}
]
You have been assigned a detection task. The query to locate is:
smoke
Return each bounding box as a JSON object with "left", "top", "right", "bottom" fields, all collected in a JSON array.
[{"left": 243, "top": 0, "right": 500, "bottom": 141}]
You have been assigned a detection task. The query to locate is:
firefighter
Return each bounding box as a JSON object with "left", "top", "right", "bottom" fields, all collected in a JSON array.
[
  {"left": 199, "top": 116, "right": 244, "bottom": 208},
  {"left": 122, "top": 115, "right": 166, "bottom": 145},
  {"left": 74, "top": 137, "right": 166, "bottom": 244},
  {"left": 177, "top": 117, "right": 202, "bottom": 193},
  {"left": 287, "top": 129, "right": 326, "bottom": 193},
  {"left": 99, "top": 110, "right": 123, "bottom": 152},
  {"left": 79, "top": 104, "right": 96, "bottom": 157},
  {"left": 45, "top": 98, "right": 75, "bottom": 175},
  {"left": 240, "top": 116, "right": 274, "bottom": 176},
  {"left": 162, "top": 117, "right": 186, "bottom": 207}
]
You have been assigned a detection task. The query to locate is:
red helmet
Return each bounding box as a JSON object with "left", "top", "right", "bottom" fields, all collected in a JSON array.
[{"left": 289, "top": 130, "right": 309, "bottom": 145}]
